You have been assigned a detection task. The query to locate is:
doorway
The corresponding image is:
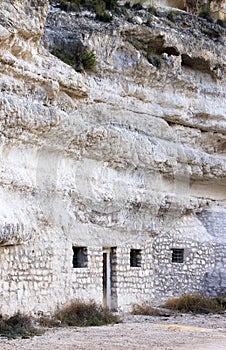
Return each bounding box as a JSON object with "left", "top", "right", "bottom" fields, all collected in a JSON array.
[{"left": 103, "top": 247, "right": 117, "bottom": 309}]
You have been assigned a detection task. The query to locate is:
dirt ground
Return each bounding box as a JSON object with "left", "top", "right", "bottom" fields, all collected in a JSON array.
[{"left": 0, "top": 313, "right": 225, "bottom": 350}]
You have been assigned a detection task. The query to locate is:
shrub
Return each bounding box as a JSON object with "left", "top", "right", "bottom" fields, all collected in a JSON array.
[
  {"left": 217, "top": 18, "right": 226, "bottom": 28},
  {"left": 95, "top": 0, "right": 117, "bottom": 22},
  {"left": 103, "top": 0, "right": 117, "bottom": 12},
  {"left": 56, "top": 0, "right": 117, "bottom": 21},
  {"left": 131, "top": 304, "right": 171, "bottom": 316},
  {"left": 38, "top": 315, "right": 61, "bottom": 328},
  {"left": 148, "top": 4, "right": 158, "bottom": 15},
  {"left": 198, "top": 3, "right": 213, "bottom": 21},
  {"left": 0, "top": 313, "right": 43, "bottom": 339},
  {"left": 162, "top": 294, "right": 226, "bottom": 314},
  {"left": 57, "top": 0, "right": 81, "bottom": 11},
  {"left": 81, "top": 49, "right": 96, "bottom": 70},
  {"left": 54, "top": 300, "right": 120, "bottom": 327},
  {"left": 51, "top": 47, "right": 96, "bottom": 72},
  {"left": 96, "top": 8, "right": 114, "bottom": 22},
  {"left": 167, "top": 10, "right": 178, "bottom": 21}
]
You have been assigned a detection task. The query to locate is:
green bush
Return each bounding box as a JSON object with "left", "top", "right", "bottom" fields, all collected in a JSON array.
[
  {"left": 81, "top": 49, "right": 96, "bottom": 70},
  {"left": 148, "top": 4, "right": 158, "bottom": 16},
  {"left": 96, "top": 8, "right": 114, "bottom": 22},
  {"left": 198, "top": 3, "right": 213, "bottom": 21},
  {"left": 51, "top": 47, "right": 96, "bottom": 72},
  {"left": 0, "top": 313, "right": 43, "bottom": 339},
  {"left": 57, "top": 0, "right": 81, "bottom": 11},
  {"left": 217, "top": 18, "right": 226, "bottom": 28},
  {"left": 162, "top": 294, "right": 226, "bottom": 314},
  {"left": 167, "top": 10, "right": 178, "bottom": 21},
  {"left": 54, "top": 300, "right": 120, "bottom": 327},
  {"left": 56, "top": 0, "right": 117, "bottom": 21}
]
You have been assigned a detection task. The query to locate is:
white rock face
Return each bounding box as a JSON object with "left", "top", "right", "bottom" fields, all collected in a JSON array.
[{"left": 0, "top": 0, "right": 225, "bottom": 315}]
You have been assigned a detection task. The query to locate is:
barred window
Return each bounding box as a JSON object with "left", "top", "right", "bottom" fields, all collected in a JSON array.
[
  {"left": 72, "top": 247, "right": 88, "bottom": 268},
  {"left": 130, "top": 249, "right": 142, "bottom": 267},
  {"left": 172, "top": 249, "right": 184, "bottom": 263}
]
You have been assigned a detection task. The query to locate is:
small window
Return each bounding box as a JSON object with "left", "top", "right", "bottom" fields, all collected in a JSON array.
[
  {"left": 72, "top": 247, "right": 88, "bottom": 268},
  {"left": 172, "top": 248, "right": 184, "bottom": 263},
  {"left": 130, "top": 249, "right": 142, "bottom": 267}
]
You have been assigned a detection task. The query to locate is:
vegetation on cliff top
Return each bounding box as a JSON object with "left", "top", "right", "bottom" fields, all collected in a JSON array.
[
  {"left": 50, "top": 0, "right": 226, "bottom": 27},
  {"left": 52, "top": 0, "right": 117, "bottom": 21}
]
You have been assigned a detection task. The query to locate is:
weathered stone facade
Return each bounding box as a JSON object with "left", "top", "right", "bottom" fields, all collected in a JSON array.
[{"left": 0, "top": 0, "right": 225, "bottom": 316}]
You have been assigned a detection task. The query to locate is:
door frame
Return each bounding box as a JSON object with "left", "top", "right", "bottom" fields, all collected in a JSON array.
[{"left": 103, "top": 248, "right": 111, "bottom": 308}]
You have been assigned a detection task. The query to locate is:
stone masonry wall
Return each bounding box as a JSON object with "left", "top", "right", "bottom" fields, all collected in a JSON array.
[
  {"left": 114, "top": 240, "right": 154, "bottom": 310},
  {"left": 197, "top": 209, "right": 226, "bottom": 296},
  {"left": 70, "top": 246, "right": 103, "bottom": 304},
  {"left": 152, "top": 235, "right": 216, "bottom": 301},
  {"left": 0, "top": 216, "right": 224, "bottom": 316},
  {"left": 0, "top": 231, "right": 104, "bottom": 316},
  {"left": 203, "top": 244, "right": 226, "bottom": 297},
  {"left": 0, "top": 236, "right": 55, "bottom": 316},
  {"left": 108, "top": 222, "right": 220, "bottom": 310}
]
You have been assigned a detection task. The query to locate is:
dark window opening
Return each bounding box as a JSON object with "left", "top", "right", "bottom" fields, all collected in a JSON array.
[
  {"left": 172, "top": 248, "right": 184, "bottom": 263},
  {"left": 130, "top": 249, "right": 142, "bottom": 267},
  {"left": 72, "top": 247, "right": 88, "bottom": 268}
]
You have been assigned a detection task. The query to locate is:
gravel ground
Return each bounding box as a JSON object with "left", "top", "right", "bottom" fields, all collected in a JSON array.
[{"left": 0, "top": 313, "right": 225, "bottom": 350}]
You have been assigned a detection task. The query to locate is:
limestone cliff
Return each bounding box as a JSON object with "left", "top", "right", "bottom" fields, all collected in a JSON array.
[
  {"left": 0, "top": 0, "right": 225, "bottom": 315},
  {"left": 42, "top": 1, "right": 226, "bottom": 237}
]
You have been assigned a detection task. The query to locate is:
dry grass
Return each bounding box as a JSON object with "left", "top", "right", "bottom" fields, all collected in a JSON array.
[
  {"left": 54, "top": 300, "right": 120, "bottom": 327},
  {"left": 162, "top": 294, "right": 226, "bottom": 314},
  {"left": 0, "top": 300, "right": 120, "bottom": 338},
  {"left": 0, "top": 313, "right": 43, "bottom": 339},
  {"left": 131, "top": 304, "right": 171, "bottom": 316}
]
